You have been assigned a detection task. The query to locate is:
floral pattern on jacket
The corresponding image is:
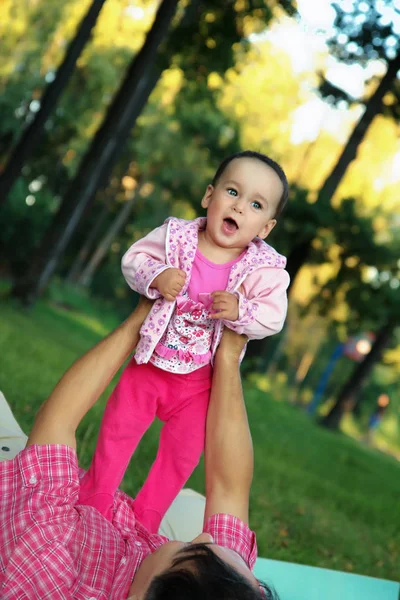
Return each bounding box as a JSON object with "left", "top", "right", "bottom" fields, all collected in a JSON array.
[{"left": 121, "top": 217, "right": 290, "bottom": 364}]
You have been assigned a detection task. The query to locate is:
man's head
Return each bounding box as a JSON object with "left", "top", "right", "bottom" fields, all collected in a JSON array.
[
  {"left": 201, "top": 151, "right": 288, "bottom": 250},
  {"left": 128, "top": 533, "right": 278, "bottom": 600}
]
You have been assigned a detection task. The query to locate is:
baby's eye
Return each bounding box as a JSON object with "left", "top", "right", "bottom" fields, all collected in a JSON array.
[
  {"left": 251, "top": 201, "right": 262, "bottom": 210},
  {"left": 227, "top": 188, "right": 237, "bottom": 196}
]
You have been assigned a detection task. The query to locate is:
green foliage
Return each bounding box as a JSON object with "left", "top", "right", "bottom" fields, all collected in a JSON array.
[
  {"left": 270, "top": 187, "right": 333, "bottom": 253},
  {"left": 0, "top": 0, "right": 296, "bottom": 291},
  {"left": 329, "top": 0, "right": 399, "bottom": 65},
  {"left": 273, "top": 188, "right": 399, "bottom": 332},
  {"left": 0, "top": 0, "right": 79, "bottom": 159},
  {"left": 310, "top": 197, "right": 399, "bottom": 330},
  {"left": 134, "top": 80, "right": 241, "bottom": 201},
  {"left": 0, "top": 179, "right": 57, "bottom": 275},
  {"left": 162, "top": 1, "right": 296, "bottom": 80},
  {"left": 320, "top": 0, "right": 400, "bottom": 113}
]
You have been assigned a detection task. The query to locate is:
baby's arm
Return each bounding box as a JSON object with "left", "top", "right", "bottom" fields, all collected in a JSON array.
[
  {"left": 221, "top": 268, "right": 290, "bottom": 340},
  {"left": 122, "top": 223, "right": 185, "bottom": 300}
]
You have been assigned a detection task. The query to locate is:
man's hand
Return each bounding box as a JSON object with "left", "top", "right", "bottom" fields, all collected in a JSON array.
[
  {"left": 152, "top": 268, "right": 186, "bottom": 301},
  {"left": 126, "top": 295, "right": 153, "bottom": 326},
  {"left": 216, "top": 326, "right": 248, "bottom": 361},
  {"left": 210, "top": 291, "right": 239, "bottom": 321}
]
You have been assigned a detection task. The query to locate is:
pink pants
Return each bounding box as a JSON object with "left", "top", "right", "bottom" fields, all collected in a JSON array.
[{"left": 78, "top": 358, "right": 212, "bottom": 532}]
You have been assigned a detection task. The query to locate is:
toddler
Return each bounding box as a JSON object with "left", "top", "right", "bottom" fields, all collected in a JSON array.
[{"left": 79, "top": 150, "right": 290, "bottom": 532}]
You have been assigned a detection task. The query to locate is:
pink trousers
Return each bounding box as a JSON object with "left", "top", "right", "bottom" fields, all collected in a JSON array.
[{"left": 78, "top": 358, "right": 212, "bottom": 532}]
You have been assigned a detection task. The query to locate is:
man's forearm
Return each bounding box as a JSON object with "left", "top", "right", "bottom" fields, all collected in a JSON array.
[
  {"left": 27, "top": 299, "right": 151, "bottom": 449},
  {"left": 205, "top": 351, "right": 253, "bottom": 509}
]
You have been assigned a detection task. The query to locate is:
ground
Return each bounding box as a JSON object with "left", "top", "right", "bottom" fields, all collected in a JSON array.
[{"left": 0, "top": 293, "right": 399, "bottom": 581}]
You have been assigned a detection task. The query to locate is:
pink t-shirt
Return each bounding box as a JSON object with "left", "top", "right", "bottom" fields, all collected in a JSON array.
[
  {"left": 188, "top": 249, "right": 243, "bottom": 303},
  {"left": 150, "top": 249, "right": 243, "bottom": 374}
]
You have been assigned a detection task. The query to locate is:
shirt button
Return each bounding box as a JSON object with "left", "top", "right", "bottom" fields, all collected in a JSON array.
[
  {"left": 120, "top": 557, "right": 127, "bottom": 564},
  {"left": 135, "top": 541, "right": 141, "bottom": 547},
  {"left": 29, "top": 476, "right": 37, "bottom": 485}
]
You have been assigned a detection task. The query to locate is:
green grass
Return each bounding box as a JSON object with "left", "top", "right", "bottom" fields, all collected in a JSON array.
[{"left": 0, "top": 295, "right": 399, "bottom": 582}]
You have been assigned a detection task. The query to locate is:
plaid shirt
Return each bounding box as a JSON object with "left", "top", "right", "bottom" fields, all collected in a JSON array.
[{"left": 0, "top": 445, "right": 258, "bottom": 599}]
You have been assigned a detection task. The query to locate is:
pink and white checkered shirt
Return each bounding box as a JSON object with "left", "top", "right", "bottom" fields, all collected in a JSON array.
[{"left": 0, "top": 445, "right": 258, "bottom": 599}]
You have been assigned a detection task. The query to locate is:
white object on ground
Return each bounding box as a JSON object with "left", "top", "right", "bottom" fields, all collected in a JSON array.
[
  {"left": 0, "top": 391, "right": 27, "bottom": 461},
  {"left": 158, "top": 488, "right": 206, "bottom": 541}
]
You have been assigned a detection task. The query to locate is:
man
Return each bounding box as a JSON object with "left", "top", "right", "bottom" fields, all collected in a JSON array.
[{"left": 0, "top": 298, "right": 277, "bottom": 599}]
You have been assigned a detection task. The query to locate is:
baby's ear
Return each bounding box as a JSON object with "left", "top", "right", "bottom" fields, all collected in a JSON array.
[
  {"left": 201, "top": 184, "right": 214, "bottom": 209},
  {"left": 258, "top": 219, "right": 276, "bottom": 239}
]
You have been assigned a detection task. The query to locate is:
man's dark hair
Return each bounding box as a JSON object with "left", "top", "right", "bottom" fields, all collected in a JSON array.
[
  {"left": 211, "top": 150, "right": 289, "bottom": 218},
  {"left": 144, "top": 543, "right": 279, "bottom": 600}
]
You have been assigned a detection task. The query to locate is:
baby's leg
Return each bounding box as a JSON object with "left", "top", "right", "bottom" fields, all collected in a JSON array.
[
  {"left": 133, "top": 366, "right": 212, "bottom": 533},
  {"left": 78, "top": 359, "right": 158, "bottom": 520}
]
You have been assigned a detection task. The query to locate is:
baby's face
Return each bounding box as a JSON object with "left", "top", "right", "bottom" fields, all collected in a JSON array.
[{"left": 201, "top": 157, "right": 282, "bottom": 250}]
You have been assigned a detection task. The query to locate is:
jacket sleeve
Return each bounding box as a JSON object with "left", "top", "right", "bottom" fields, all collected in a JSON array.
[
  {"left": 223, "top": 267, "right": 290, "bottom": 340},
  {"left": 121, "top": 222, "right": 171, "bottom": 299}
]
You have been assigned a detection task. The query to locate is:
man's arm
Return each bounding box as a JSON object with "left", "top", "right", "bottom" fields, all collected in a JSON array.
[
  {"left": 204, "top": 328, "right": 252, "bottom": 524},
  {"left": 27, "top": 298, "right": 153, "bottom": 450}
]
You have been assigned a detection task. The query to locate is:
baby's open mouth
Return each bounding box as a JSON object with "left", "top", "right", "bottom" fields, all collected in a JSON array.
[{"left": 223, "top": 217, "right": 238, "bottom": 231}]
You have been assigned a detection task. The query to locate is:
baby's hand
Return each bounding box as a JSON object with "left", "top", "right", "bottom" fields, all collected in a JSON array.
[
  {"left": 152, "top": 268, "right": 186, "bottom": 301},
  {"left": 210, "top": 291, "right": 239, "bottom": 321}
]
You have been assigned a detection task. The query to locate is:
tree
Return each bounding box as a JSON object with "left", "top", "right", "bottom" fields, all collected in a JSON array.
[
  {"left": 0, "top": 0, "right": 68, "bottom": 160},
  {"left": 12, "top": 0, "right": 180, "bottom": 305},
  {"left": 243, "top": 2, "right": 400, "bottom": 373},
  {"left": 66, "top": 201, "right": 110, "bottom": 283},
  {"left": 0, "top": 0, "right": 107, "bottom": 206},
  {"left": 298, "top": 196, "right": 400, "bottom": 430},
  {"left": 321, "top": 318, "right": 397, "bottom": 429},
  {"left": 288, "top": 59, "right": 400, "bottom": 284},
  {"left": 78, "top": 187, "right": 140, "bottom": 287},
  {"left": 0, "top": 0, "right": 159, "bottom": 274},
  {"left": 285, "top": 1, "right": 400, "bottom": 286},
  {"left": 319, "top": 268, "right": 399, "bottom": 429},
  {"left": 12, "top": 0, "right": 297, "bottom": 304}
]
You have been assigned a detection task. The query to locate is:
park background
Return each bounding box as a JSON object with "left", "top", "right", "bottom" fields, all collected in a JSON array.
[{"left": 0, "top": 0, "right": 399, "bottom": 583}]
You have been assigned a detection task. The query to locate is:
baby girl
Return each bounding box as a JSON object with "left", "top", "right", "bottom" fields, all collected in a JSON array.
[{"left": 79, "top": 150, "right": 290, "bottom": 532}]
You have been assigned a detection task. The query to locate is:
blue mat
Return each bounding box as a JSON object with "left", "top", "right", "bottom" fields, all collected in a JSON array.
[{"left": 254, "top": 557, "right": 399, "bottom": 600}]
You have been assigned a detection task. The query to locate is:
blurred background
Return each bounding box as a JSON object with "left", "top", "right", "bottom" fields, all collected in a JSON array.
[{"left": 0, "top": 0, "right": 399, "bottom": 581}]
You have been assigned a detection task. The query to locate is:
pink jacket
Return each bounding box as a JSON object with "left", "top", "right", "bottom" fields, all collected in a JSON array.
[{"left": 122, "top": 217, "right": 290, "bottom": 364}]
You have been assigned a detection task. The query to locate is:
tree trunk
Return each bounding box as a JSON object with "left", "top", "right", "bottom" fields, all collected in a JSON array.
[
  {"left": 66, "top": 201, "right": 110, "bottom": 283},
  {"left": 78, "top": 193, "right": 137, "bottom": 287},
  {"left": 0, "top": 0, "right": 107, "bottom": 205},
  {"left": 318, "top": 51, "right": 400, "bottom": 204},
  {"left": 320, "top": 319, "right": 395, "bottom": 430},
  {"left": 12, "top": 0, "right": 181, "bottom": 305},
  {"left": 286, "top": 50, "right": 400, "bottom": 292},
  {"left": 286, "top": 238, "right": 313, "bottom": 293}
]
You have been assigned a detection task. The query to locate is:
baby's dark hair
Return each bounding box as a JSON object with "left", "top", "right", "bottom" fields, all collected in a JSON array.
[
  {"left": 144, "top": 543, "right": 279, "bottom": 600},
  {"left": 212, "top": 150, "right": 289, "bottom": 218}
]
